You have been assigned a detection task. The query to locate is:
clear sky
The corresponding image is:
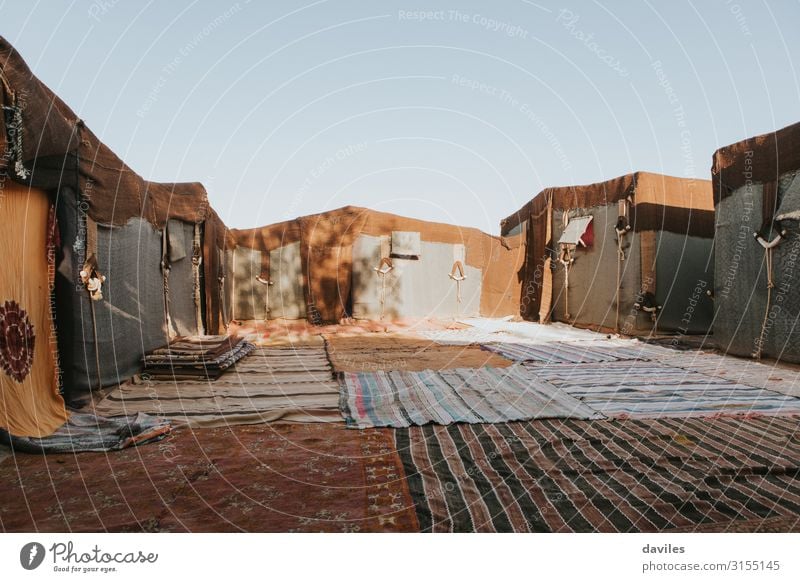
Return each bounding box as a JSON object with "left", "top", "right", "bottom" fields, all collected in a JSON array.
[{"left": 2, "top": 0, "right": 798, "bottom": 234}]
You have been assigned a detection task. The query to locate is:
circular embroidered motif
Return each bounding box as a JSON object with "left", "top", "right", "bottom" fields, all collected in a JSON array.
[{"left": 0, "top": 300, "right": 36, "bottom": 382}]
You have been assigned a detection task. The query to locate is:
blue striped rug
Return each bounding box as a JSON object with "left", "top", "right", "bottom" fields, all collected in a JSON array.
[
  {"left": 339, "top": 367, "right": 604, "bottom": 428},
  {"left": 481, "top": 341, "right": 659, "bottom": 364},
  {"left": 528, "top": 360, "right": 800, "bottom": 418}
]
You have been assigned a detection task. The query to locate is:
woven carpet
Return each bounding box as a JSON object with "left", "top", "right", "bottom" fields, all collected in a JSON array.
[
  {"left": 339, "top": 367, "right": 603, "bottom": 428},
  {"left": 326, "top": 335, "right": 512, "bottom": 372},
  {"left": 481, "top": 341, "right": 660, "bottom": 364},
  {"left": 143, "top": 336, "right": 255, "bottom": 380},
  {"left": 0, "top": 413, "right": 170, "bottom": 454},
  {"left": 396, "top": 416, "right": 800, "bottom": 532},
  {"left": 94, "top": 345, "right": 341, "bottom": 427},
  {"left": 0, "top": 423, "right": 418, "bottom": 532},
  {"left": 656, "top": 350, "right": 800, "bottom": 399},
  {"left": 528, "top": 360, "right": 800, "bottom": 419}
]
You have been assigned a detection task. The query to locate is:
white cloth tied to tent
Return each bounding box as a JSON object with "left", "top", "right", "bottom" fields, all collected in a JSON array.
[
  {"left": 391, "top": 231, "right": 421, "bottom": 256},
  {"left": 557, "top": 215, "right": 593, "bottom": 246}
]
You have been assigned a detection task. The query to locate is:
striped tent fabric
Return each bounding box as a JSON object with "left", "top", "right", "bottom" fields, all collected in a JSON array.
[
  {"left": 527, "top": 361, "right": 800, "bottom": 418},
  {"left": 339, "top": 367, "right": 604, "bottom": 428},
  {"left": 395, "top": 416, "right": 800, "bottom": 532},
  {"left": 480, "top": 341, "right": 661, "bottom": 364}
]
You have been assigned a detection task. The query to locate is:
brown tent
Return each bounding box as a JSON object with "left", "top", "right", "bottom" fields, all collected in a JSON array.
[
  {"left": 501, "top": 172, "right": 714, "bottom": 335},
  {"left": 230, "top": 206, "right": 525, "bottom": 323},
  {"left": 712, "top": 121, "right": 800, "bottom": 362},
  {"left": 1, "top": 36, "right": 230, "bottom": 402}
]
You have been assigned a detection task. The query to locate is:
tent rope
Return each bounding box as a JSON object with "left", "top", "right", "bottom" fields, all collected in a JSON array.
[
  {"left": 373, "top": 257, "right": 393, "bottom": 320},
  {"left": 614, "top": 221, "right": 631, "bottom": 332},
  {"left": 448, "top": 260, "right": 467, "bottom": 318},
  {"left": 754, "top": 228, "right": 786, "bottom": 359},
  {"left": 78, "top": 215, "right": 105, "bottom": 392},
  {"left": 255, "top": 275, "right": 273, "bottom": 322},
  {"left": 161, "top": 226, "right": 173, "bottom": 339},
  {"left": 558, "top": 244, "right": 575, "bottom": 320},
  {"left": 192, "top": 223, "right": 205, "bottom": 335}
]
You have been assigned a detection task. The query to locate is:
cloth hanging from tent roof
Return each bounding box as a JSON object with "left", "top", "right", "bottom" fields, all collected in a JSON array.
[
  {"left": 391, "top": 231, "right": 422, "bottom": 257},
  {"left": 557, "top": 215, "right": 594, "bottom": 247},
  {"left": 0, "top": 181, "right": 68, "bottom": 437}
]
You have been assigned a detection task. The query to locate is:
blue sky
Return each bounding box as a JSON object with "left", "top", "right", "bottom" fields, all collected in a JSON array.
[{"left": 2, "top": 0, "right": 798, "bottom": 233}]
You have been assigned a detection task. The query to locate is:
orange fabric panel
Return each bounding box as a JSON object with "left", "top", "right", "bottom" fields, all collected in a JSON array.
[
  {"left": 633, "top": 172, "right": 713, "bottom": 211},
  {"left": 0, "top": 180, "right": 68, "bottom": 437}
]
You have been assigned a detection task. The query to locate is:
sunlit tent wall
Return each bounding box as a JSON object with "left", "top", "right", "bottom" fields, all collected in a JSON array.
[
  {"left": 1, "top": 36, "right": 230, "bottom": 402},
  {"left": 230, "top": 206, "right": 525, "bottom": 323},
  {"left": 712, "top": 121, "right": 800, "bottom": 362},
  {"left": 501, "top": 172, "right": 714, "bottom": 335}
]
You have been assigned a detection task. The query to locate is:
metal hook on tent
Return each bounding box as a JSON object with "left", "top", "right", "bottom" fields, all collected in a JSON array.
[
  {"left": 633, "top": 291, "right": 661, "bottom": 324},
  {"left": 373, "top": 257, "right": 394, "bottom": 320},
  {"left": 449, "top": 260, "right": 467, "bottom": 317},
  {"left": 255, "top": 275, "right": 273, "bottom": 322}
]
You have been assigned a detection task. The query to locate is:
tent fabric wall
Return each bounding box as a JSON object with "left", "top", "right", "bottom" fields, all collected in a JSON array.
[
  {"left": 351, "top": 235, "right": 481, "bottom": 319},
  {"left": 2, "top": 37, "right": 232, "bottom": 394},
  {"left": 714, "top": 135, "right": 800, "bottom": 363},
  {"left": 501, "top": 172, "right": 714, "bottom": 335},
  {"left": 269, "top": 242, "right": 305, "bottom": 319},
  {"left": 55, "top": 183, "right": 169, "bottom": 395},
  {"left": 231, "top": 206, "right": 524, "bottom": 323},
  {"left": 653, "top": 231, "right": 714, "bottom": 334},
  {"left": 165, "top": 219, "right": 201, "bottom": 337},
  {"left": 0, "top": 181, "right": 68, "bottom": 437},
  {"left": 232, "top": 246, "right": 262, "bottom": 321},
  {"left": 549, "top": 205, "right": 646, "bottom": 333}
]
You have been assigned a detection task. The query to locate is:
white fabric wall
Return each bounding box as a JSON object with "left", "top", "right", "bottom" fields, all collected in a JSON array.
[
  {"left": 351, "top": 235, "right": 481, "bottom": 319},
  {"left": 269, "top": 241, "right": 306, "bottom": 319}
]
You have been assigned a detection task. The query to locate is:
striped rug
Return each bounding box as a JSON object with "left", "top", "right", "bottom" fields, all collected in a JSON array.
[
  {"left": 481, "top": 341, "right": 659, "bottom": 364},
  {"left": 396, "top": 416, "right": 800, "bottom": 532},
  {"left": 339, "top": 367, "right": 603, "bottom": 428},
  {"left": 528, "top": 361, "right": 800, "bottom": 418},
  {"left": 94, "top": 345, "right": 341, "bottom": 427}
]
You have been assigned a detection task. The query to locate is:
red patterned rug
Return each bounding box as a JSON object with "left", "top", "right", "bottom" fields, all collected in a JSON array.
[{"left": 0, "top": 423, "right": 418, "bottom": 532}]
